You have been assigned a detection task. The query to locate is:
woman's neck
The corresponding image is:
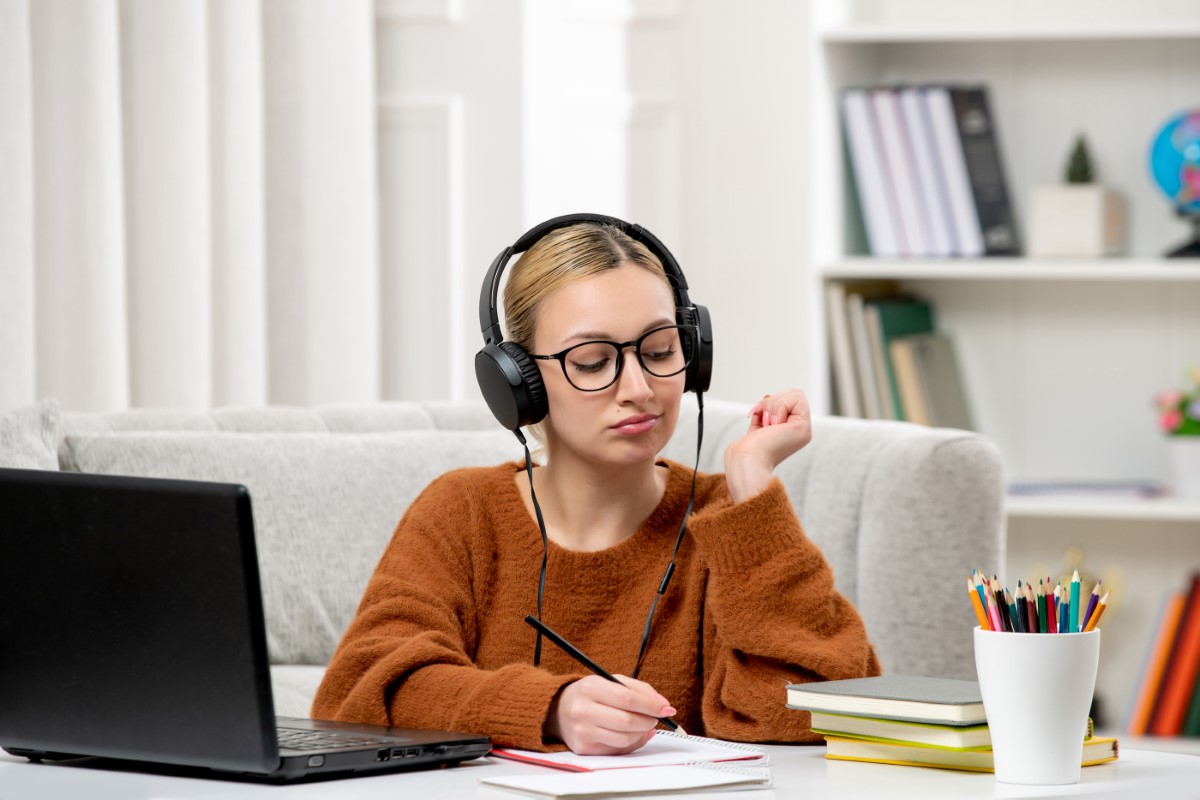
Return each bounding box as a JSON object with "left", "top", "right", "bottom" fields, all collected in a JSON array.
[{"left": 525, "top": 455, "right": 669, "bottom": 553}]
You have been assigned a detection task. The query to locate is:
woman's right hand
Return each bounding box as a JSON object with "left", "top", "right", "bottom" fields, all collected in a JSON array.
[{"left": 545, "top": 675, "right": 676, "bottom": 755}]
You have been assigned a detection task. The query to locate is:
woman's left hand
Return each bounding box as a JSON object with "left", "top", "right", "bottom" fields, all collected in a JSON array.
[{"left": 723, "top": 389, "right": 813, "bottom": 503}]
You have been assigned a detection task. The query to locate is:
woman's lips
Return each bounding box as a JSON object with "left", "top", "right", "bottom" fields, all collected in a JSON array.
[{"left": 611, "top": 414, "right": 658, "bottom": 435}]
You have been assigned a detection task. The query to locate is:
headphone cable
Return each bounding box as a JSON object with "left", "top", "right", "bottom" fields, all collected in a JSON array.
[{"left": 519, "top": 392, "right": 705, "bottom": 675}]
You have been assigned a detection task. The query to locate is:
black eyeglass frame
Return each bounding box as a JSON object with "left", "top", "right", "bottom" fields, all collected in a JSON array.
[{"left": 529, "top": 324, "right": 697, "bottom": 392}]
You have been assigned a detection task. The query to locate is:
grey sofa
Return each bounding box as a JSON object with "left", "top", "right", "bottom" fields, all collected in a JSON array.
[{"left": 1, "top": 397, "right": 1004, "bottom": 719}]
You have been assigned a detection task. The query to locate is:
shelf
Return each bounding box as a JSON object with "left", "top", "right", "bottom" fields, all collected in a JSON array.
[
  {"left": 819, "top": 258, "right": 1200, "bottom": 282},
  {"left": 820, "top": 22, "right": 1200, "bottom": 44},
  {"left": 1097, "top": 732, "right": 1200, "bottom": 756},
  {"left": 1006, "top": 496, "right": 1200, "bottom": 522}
]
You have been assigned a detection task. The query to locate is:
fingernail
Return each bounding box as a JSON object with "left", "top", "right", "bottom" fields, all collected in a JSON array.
[
  {"left": 764, "top": 412, "right": 772, "bottom": 426},
  {"left": 661, "top": 705, "right": 676, "bottom": 716}
]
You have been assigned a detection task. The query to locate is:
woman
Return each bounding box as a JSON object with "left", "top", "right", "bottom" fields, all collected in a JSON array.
[{"left": 312, "top": 220, "right": 880, "bottom": 754}]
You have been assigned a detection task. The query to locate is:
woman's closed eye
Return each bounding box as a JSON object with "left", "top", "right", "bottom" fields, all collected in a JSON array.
[
  {"left": 570, "top": 355, "right": 612, "bottom": 374},
  {"left": 642, "top": 347, "right": 677, "bottom": 363}
]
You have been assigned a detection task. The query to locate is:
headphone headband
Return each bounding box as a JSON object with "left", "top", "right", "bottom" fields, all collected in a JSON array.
[
  {"left": 474, "top": 213, "right": 712, "bottom": 431},
  {"left": 478, "top": 213, "right": 694, "bottom": 346}
]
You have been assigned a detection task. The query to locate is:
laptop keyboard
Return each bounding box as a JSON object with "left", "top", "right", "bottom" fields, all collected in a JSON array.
[{"left": 276, "top": 727, "right": 396, "bottom": 752}]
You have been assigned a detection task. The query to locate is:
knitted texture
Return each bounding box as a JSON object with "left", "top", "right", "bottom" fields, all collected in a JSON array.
[{"left": 312, "top": 460, "right": 881, "bottom": 750}]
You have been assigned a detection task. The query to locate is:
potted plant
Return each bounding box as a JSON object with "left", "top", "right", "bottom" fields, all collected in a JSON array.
[
  {"left": 1028, "top": 134, "right": 1126, "bottom": 257},
  {"left": 1154, "top": 368, "right": 1200, "bottom": 498}
]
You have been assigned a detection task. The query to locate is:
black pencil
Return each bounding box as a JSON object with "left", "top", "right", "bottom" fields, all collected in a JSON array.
[{"left": 524, "top": 615, "right": 679, "bottom": 732}]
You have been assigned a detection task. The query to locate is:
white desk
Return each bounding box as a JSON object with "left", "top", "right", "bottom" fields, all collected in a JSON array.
[{"left": 1, "top": 745, "right": 1197, "bottom": 799}]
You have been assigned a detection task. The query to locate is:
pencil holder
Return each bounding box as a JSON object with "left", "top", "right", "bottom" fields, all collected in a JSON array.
[{"left": 973, "top": 627, "right": 1100, "bottom": 785}]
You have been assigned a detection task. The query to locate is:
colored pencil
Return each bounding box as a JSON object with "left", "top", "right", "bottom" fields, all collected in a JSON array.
[
  {"left": 1037, "top": 580, "right": 1048, "bottom": 633},
  {"left": 1083, "top": 591, "right": 1109, "bottom": 632},
  {"left": 1069, "top": 569, "right": 1081, "bottom": 633},
  {"left": 1024, "top": 583, "right": 1038, "bottom": 633},
  {"left": 1045, "top": 581, "right": 1057, "bottom": 633},
  {"left": 969, "top": 576, "right": 991, "bottom": 630},
  {"left": 1006, "top": 588, "right": 1023, "bottom": 633},
  {"left": 985, "top": 586, "right": 1003, "bottom": 632},
  {"left": 1081, "top": 580, "right": 1102, "bottom": 634}
]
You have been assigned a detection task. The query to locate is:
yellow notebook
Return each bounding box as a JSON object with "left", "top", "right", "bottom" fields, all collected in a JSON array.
[{"left": 823, "top": 735, "right": 1118, "bottom": 773}]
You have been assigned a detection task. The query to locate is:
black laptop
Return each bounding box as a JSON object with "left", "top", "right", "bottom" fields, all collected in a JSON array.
[{"left": 0, "top": 467, "right": 491, "bottom": 782}]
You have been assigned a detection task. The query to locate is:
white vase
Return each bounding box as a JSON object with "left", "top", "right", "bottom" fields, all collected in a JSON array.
[{"left": 1168, "top": 437, "right": 1200, "bottom": 499}]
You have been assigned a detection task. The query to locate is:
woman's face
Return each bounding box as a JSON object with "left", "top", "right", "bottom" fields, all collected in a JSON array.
[{"left": 532, "top": 264, "right": 685, "bottom": 469}]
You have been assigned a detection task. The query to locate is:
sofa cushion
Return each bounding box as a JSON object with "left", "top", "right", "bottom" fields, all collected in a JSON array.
[
  {"left": 0, "top": 399, "right": 60, "bottom": 470},
  {"left": 60, "top": 429, "right": 521, "bottom": 667}
]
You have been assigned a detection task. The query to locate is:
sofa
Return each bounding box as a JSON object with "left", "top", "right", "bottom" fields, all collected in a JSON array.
[{"left": 1, "top": 397, "right": 1004, "bottom": 719}]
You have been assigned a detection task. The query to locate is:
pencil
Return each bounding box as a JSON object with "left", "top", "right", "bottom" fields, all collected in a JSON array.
[
  {"left": 969, "top": 576, "right": 991, "bottom": 630},
  {"left": 1024, "top": 582, "right": 1038, "bottom": 634},
  {"left": 973, "top": 571, "right": 989, "bottom": 619},
  {"left": 1083, "top": 591, "right": 1109, "bottom": 632},
  {"left": 524, "top": 615, "right": 679, "bottom": 731},
  {"left": 1037, "top": 580, "right": 1048, "bottom": 633},
  {"left": 1069, "top": 569, "right": 1081, "bottom": 633},
  {"left": 1006, "top": 588, "right": 1023, "bottom": 633},
  {"left": 1081, "top": 580, "right": 1101, "bottom": 634},
  {"left": 985, "top": 586, "right": 1003, "bottom": 632},
  {"left": 1045, "top": 580, "right": 1057, "bottom": 633}
]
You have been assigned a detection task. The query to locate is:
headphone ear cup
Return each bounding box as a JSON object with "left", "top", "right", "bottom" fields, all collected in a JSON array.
[
  {"left": 678, "top": 305, "right": 713, "bottom": 395},
  {"left": 475, "top": 341, "right": 549, "bottom": 431}
]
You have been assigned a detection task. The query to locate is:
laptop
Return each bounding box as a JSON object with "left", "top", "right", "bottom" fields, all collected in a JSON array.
[{"left": 0, "top": 467, "right": 491, "bottom": 782}]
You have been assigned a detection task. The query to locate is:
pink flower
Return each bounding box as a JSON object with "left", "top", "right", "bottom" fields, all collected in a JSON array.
[
  {"left": 1161, "top": 409, "right": 1184, "bottom": 432},
  {"left": 1156, "top": 389, "right": 1184, "bottom": 411}
]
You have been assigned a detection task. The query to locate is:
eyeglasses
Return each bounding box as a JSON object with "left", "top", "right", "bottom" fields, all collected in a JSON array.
[{"left": 530, "top": 324, "right": 696, "bottom": 392}]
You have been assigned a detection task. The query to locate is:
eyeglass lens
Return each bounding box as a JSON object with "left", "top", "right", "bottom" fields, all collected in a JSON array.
[{"left": 562, "top": 326, "right": 694, "bottom": 391}]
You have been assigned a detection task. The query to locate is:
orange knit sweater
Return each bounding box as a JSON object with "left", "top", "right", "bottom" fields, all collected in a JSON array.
[{"left": 312, "top": 459, "right": 881, "bottom": 750}]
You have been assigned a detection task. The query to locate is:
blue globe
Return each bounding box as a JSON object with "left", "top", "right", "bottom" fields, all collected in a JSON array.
[{"left": 1149, "top": 109, "right": 1200, "bottom": 214}]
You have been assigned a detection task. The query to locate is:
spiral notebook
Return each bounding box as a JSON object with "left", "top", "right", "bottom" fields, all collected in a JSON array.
[
  {"left": 490, "top": 730, "right": 769, "bottom": 772},
  {"left": 479, "top": 763, "right": 771, "bottom": 798}
]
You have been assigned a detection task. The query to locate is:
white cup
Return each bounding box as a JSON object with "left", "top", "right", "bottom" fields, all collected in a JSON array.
[{"left": 973, "top": 627, "right": 1100, "bottom": 785}]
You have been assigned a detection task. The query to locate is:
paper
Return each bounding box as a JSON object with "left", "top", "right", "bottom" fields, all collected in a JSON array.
[{"left": 490, "top": 730, "right": 769, "bottom": 772}]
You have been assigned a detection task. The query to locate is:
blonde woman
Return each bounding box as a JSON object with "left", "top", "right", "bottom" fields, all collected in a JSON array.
[{"left": 313, "top": 216, "right": 880, "bottom": 755}]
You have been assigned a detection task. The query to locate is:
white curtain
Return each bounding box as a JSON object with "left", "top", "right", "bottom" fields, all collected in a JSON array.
[{"left": 0, "top": 0, "right": 381, "bottom": 411}]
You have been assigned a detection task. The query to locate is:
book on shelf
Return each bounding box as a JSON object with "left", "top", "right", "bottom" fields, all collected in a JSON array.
[
  {"left": 841, "top": 83, "right": 1017, "bottom": 258},
  {"left": 1147, "top": 573, "right": 1200, "bottom": 737},
  {"left": 898, "top": 86, "right": 956, "bottom": 257},
  {"left": 824, "top": 279, "right": 899, "bottom": 419},
  {"left": 889, "top": 332, "right": 974, "bottom": 430},
  {"left": 478, "top": 763, "right": 771, "bottom": 798},
  {"left": 846, "top": 292, "right": 886, "bottom": 419},
  {"left": 822, "top": 734, "right": 1119, "bottom": 773},
  {"left": 1127, "top": 591, "right": 1187, "bottom": 735},
  {"left": 786, "top": 675, "right": 986, "bottom": 726},
  {"left": 868, "top": 296, "right": 934, "bottom": 421},
  {"left": 1008, "top": 480, "right": 1166, "bottom": 501},
  {"left": 870, "top": 88, "right": 928, "bottom": 257},
  {"left": 490, "top": 730, "right": 768, "bottom": 772},
  {"left": 841, "top": 88, "right": 901, "bottom": 257}
]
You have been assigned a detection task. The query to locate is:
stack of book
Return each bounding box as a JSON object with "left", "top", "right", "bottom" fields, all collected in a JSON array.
[
  {"left": 825, "top": 282, "right": 972, "bottom": 428},
  {"left": 786, "top": 675, "right": 1118, "bottom": 772},
  {"left": 1127, "top": 572, "right": 1200, "bottom": 737},
  {"left": 841, "top": 84, "right": 1018, "bottom": 258}
]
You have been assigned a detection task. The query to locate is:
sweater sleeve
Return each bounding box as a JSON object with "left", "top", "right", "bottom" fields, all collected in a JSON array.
[
  {"left": 310, "top": 472, "right": 579, "bottom": 750},
  {"left": 686, "top": 477, "right": 882, "bottom": 743}
]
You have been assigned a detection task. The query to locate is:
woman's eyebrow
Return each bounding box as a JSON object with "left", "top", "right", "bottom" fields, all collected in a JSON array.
[{"left": 561, "top": 318, "right": 675, "bottom": 345}]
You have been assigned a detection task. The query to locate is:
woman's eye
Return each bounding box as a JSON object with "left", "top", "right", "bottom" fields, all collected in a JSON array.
[
  {"left": 571, "top": 357, "right": 610, "bottom": 374},
  {"left": 644, "top": 348, "right": 676, "bottom": 362}
]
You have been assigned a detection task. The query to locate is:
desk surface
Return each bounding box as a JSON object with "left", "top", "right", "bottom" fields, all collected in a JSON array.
[{"left": 2, "top": 745, "right": 1197, "bottom": 799}]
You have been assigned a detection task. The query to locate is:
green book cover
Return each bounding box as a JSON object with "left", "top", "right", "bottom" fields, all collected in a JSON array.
[
  {"left": 868, "top": 298, "right": 934, "bottom": 420},
  {"left": 1184, "top": 672, "right": 1200, "bottom": 735}
]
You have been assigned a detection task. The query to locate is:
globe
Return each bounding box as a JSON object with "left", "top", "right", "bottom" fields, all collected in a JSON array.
[
  {"left": 1149, "top": 109, "right": 1200, "bottom": 213},
  {"left": 1149, "top": 109, "right": 1200, "bottom": 256}
]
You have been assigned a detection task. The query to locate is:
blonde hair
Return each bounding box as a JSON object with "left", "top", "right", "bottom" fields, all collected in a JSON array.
[
  {"left": 503, "top": 223, "right": 672, "bottom": 353},
  {"left": 502, "top": 222, "right": 674, "bottom": 448}
]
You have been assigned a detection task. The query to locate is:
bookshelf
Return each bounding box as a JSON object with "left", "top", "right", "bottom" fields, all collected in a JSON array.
[{"left": 806, "top": 1, "right": 1200, "bottom": 752}]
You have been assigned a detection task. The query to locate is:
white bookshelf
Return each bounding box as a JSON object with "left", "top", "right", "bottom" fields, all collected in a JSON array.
[{"left": 806, "top": 1, "right": 1200, "bottom": 750}]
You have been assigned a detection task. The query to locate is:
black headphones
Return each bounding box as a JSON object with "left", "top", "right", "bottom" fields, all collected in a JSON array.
[{"left": 475, "top": 212, "right": 713, "bottom": 431}]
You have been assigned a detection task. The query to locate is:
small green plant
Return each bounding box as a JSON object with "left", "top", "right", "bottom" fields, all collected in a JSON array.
[{"left": 1065, "top": 134, "right": 1095, "bottom": 184}]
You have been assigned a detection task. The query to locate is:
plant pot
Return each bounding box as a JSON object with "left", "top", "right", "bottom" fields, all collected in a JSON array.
[
  {"left": 1027, "top": 185, "right": 1125, "bottom": 257},
  {"left": 1167, "top": 437, "right": 1200, "bottom": 499}
]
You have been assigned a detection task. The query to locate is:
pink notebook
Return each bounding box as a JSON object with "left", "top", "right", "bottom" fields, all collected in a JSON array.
[{"left": 490, "top": 730, "right": 768, "bottom": 772}]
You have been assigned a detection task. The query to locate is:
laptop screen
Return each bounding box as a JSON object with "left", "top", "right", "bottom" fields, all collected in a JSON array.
[{"left": 0, "top": 468, "right": 279, "bottom": 773}]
